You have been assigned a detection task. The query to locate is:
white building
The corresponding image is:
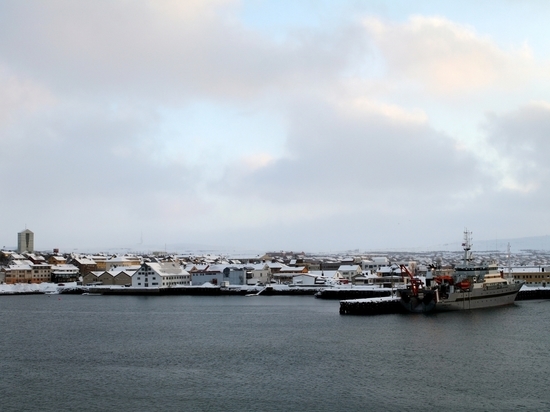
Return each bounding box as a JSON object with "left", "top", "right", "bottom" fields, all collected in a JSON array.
[
  {"left": 245, "top": 263, "right": 271, "bottom": 285},
  {"left": 292, "top": 273, "right": 327, "bottom": 286},
  {"left": 337, "top": 265, "right": 362, "bottom": 282},
  {"left": 361, "top": 257, "right": 389, "bottom": 273},
  {"left": 132, "top": 262, "right": 190, "bottom": 288}
]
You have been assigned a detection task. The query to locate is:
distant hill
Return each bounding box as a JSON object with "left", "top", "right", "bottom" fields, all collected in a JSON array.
[
  {"left": 427, "top": 235, "right": 550, "bottom": 253},
  {"left": 473, "top": 235, "right": 550, "bottom": 253}
]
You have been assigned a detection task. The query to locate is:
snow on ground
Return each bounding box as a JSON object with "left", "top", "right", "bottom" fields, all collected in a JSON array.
[
  {"left": 0, "top": 281, "right": 546, "bottom": 295},
  {"left": 341, "top": 295, "right": 401, "bottom": 304},
  {"left": 0, "top": 282, "right": 79, "bottom": 294}
]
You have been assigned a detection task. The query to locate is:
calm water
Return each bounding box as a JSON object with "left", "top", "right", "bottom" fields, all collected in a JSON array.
[{"left": 1, "top": 294, "right": 549, "bottom": 411}]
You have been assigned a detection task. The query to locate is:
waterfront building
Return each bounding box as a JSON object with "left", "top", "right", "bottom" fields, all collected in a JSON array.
[
  {"left": 85, "top": 266, "right": 139, "bottom": 286},
  {"left": 190, "top": 264, "right": 246, "bottom": 286},
  {"left": 31, "top": 263, "right": 52, "bottom": 282},
  {"left": 51, "top": 264, "right": 79, "bottom": 283},
  {"left": 17, "top": 229, "right": 34, "bottom": 253},
  {"left": 292, "top": 273, "right": 327, "bottom": 286},
  {"left": 2, "top": 263, "right": 33, "bottom": 284},
  {"left": 2, "top": 262, "right": 50, "bottom": 284},
  {"left": 272, "top": 266, "right": 308, "bottom": 284},
  {"left": 511, "top": 267, "right": 550, "bottom": 286},
  {"left": 82, "top": 271, "right": 101, "bottom": 286},
  {"left": 132, "top": 262, "right": 190, "bottom": 288},
  {"left": 308, "top": 270, "right": 342, "bottom": 284},
  {"left": 244, "top": 263, "right": 271, "bottom": 285},
  {"left": 337, "top": 264, "right": 362, "bottom": 283}
]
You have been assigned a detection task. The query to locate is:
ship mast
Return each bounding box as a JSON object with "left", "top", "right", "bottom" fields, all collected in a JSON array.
[
  {"left": 462, "top": 229, "right": 472, "bottom": 266},
  {"left": 507, "top": 242, "right": 511, "bottom": 277}
]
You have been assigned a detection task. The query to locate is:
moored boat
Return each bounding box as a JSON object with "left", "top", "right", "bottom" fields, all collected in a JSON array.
[{"left": 398, "top": 230, "right": 524, "bottom": 313}]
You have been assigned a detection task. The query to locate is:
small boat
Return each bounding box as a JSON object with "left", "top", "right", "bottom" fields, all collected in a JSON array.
[{"left": 398, "top": 230, "right": 524, "bottom": 313}]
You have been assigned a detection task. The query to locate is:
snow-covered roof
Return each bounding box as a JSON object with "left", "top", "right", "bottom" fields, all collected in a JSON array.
[
  {"left": 73, "top": 257, "right": 96, "bottom": 265},
  {"left": 6, "top": 264, "right": 32, "bottom": 270},
  {"left": 145, "top": 262, "right": 188, "bottom": 276},
  {"left": 338, "top": 265, "right": 361, "bottom": 271},
  {"left": 278, "top": 266, "right": 306, "bottom": 273},
  {"left": 107, "top": 256, "right": 140, "bottom": 263},
  {"left": 247, "top": 263, "right": 269, "bottom": 271},
  {"left": 308, "top": 270, "right": 339, "bottom": 278}
]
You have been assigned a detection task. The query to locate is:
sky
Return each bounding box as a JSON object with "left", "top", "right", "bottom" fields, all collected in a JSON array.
[{"left": 1, "top": 0, "right": 550, "bottom": 253}]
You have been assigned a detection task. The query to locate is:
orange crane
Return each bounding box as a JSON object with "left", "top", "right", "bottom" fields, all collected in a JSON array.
[{"left": 400, "top": 264, "right": 424, "bottom": 296}]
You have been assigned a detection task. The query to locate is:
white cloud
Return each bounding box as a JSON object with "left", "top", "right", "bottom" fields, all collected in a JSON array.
[
  {"left": 339, "top": 97, "right": 428, "bottom": 125},
  {"left": 364, "top": 15, "right": 538, "bottom": 96},
  {"left": 483, "top": 101, "right": 550, "bottom": 192},
  {"left": 0, "top": 66, "right": 56, "bottom": 128},
  {"left": 219, "top": 97, "right": 484, "bottom": 219}
]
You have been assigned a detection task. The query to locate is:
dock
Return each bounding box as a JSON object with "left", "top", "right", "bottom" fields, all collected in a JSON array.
[
  {"left": 516, "top": 288, "right": 550, "bottom": 300},
  {"left": 339, "top": 296, "right": 405, "bottom": 315},
  {"left": 315, "top": 288, "right": 393, "bottom": 300}
]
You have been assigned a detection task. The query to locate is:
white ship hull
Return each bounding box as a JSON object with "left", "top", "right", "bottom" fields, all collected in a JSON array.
[
  {"left": 398, "top": 282, "right": 523, "bottom": 313},
  {"left": 434, "top": 282, "right": 522, "bottom": 311}
]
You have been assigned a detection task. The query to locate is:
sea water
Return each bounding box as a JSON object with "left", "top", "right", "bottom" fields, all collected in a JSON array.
[{"left": 0, "top": 294, "right": 549, "bottom": 411}]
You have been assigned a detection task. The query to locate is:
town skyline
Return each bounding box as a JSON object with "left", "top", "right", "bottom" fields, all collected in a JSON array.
[{"left": 3, "top": 227, "right": 550, "bottom": 255}]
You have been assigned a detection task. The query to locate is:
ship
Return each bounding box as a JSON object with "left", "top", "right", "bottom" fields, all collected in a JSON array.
[{"left": 398, "top": 230, "right": 524, "bottom": 313}]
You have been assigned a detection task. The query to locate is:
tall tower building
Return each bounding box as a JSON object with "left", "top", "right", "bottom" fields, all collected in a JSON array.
[{"left": 17, "top": 229, "right": 34, "bottom": 253}]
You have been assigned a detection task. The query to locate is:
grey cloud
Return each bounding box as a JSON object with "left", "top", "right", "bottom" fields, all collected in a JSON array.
[
  {"left": 220, "top": 99, "right": 483, "bottom": 203},
  {"left": 0, "top": 1, "right": 367, "bottom": 102},
  {"left": 484, "top": 102, "right": 550, "bottom": 185},
  {"left": 0, "top": 102, "right": 202, "bottom": 220}
]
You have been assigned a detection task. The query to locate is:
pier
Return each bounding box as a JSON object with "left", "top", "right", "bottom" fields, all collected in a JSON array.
[
  {"left": 339, "top": 296, "right": 405, "bottom": 315},
  {"left": 515, "top": 288, "right": 550, "bottom": 300},
  {"left": 84, "top": 285, "right": 322, "bottom": 296},
  {"left": 314, "top": 288, "right": 392, "bottom": 300}
]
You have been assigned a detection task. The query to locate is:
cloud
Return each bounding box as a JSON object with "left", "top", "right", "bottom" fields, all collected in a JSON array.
[
  {"left": 364, "top": 15, "right": 537, "bottom": 96},
  {"left": 483, "top": 101, "right": 550, "bottom": 192},
  {"left": 219, "top": 97, "right": 484, "bottom": 221},
  {"left": 0, "top": 66, "right": 56, "bottom": 128},
  {"left": 0, "top": 0, "right": 366, "bottom": 103}
]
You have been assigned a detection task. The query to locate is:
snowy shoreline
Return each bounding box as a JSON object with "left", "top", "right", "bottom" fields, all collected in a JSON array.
[{"left": 0, "top": 282, "right": 548, "bottom": 297}]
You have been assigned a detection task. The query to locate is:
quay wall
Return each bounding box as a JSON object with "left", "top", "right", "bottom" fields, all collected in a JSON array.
[
  {"left": 516, "top": 288, "right": 550, "bottom": 300},
  {"left": 86, "top": 286, "right": 321, "bottom": 296},
  {"left": 315, "top": 288, "right": 392, "bottom": 300},
  {"left": 339, "top": 298, "right": 405, "bottom": 315}
]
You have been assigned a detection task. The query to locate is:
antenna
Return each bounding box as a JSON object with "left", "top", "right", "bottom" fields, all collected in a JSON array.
[
  {"left": 462, "top": 228, "right": 472, "bottom": 265},
  {"left": 507, "top": 242, "right": 511, "bottom": 277}
]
